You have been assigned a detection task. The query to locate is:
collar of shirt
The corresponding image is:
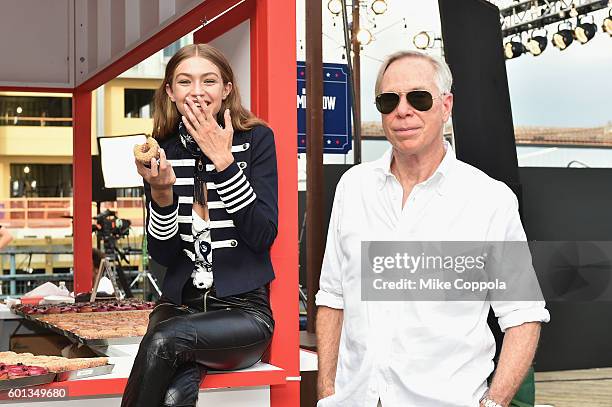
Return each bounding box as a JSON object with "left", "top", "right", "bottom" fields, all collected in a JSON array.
[{"left": 372, "top": 140, "right": 455, "bottom": 195}]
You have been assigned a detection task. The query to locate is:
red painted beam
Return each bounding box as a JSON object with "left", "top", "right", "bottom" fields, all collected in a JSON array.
[
  {"left": 194, "top": 4, "right": 300, "bottom": 404},
  {"left": 76, "top": 0, "right": 244, "bottom": 92},
  {"left": 253, "top": 0, "right": 300, "bottom": 405},
  {"left": 72, "top": 90, "right": 93, "bottom": 294}
]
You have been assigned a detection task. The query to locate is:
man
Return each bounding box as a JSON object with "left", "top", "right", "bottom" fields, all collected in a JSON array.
[{"left": 315, "top": 51, "right": 550, "bottom": 407}]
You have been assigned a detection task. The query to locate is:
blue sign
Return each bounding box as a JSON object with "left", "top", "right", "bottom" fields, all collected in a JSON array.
[{"left": 297, "top": 62, "right": 352, "bottom": 154}]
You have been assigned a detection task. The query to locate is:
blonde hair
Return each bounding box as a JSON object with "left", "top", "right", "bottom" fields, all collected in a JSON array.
[
  {"left": 374, "top": 50, "right": 453, "bottom": 97},
  {"left": 152, "top": 44, "right": 266, "bottom": 140}
]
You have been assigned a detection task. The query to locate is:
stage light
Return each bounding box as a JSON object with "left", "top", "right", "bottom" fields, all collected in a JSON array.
[
  {"left": 413, "top": 31, "right": 432, "bottom": 50},
  {"left": 23, "top": 166, "right": 30, "bottom": 174},
  {"left": 526, "top": 31, "right": 547, "bottom": 56},
  {"left": 504, "top": 37, "right": 526, "bottom": 59},
  {"left": 371, "top": 0, "right": 387, "bottom": 15},
  {"left": 553, "top": 23, "right": 573, "bottom": 50},
  {"left": 356, "top": 28, "right": 372, "bottom": 45},
  {"left": 603, "top": 10, "right": 612, "bottom": 36},
  {"left": 575, "top": 17, "right": 597, "bottom": 44},
  {"left": 327, "top": 0, "right": 342, "bottom": 16}
]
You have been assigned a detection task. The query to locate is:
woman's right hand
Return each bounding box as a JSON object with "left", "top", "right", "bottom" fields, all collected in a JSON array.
[{"left": 135, "top": 148, "right": 176, "bottom": 206}]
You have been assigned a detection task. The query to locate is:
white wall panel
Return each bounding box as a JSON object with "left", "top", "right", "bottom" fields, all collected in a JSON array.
[
  {"left": 110, "top": 0, "right": 126, "bottom": 57},
  {"left": 0, "top": 0, "right": 74, "bottom": 87},
  {"left": 125, "top": 0, "right": 141, "bottom": 48},
  {"left": 159, "top": 0, "right": 177, "bottom": 24},
  {"left": 209, "top": 20, "right": 251, "bottom": 109},
  {"left": 74, "top": 0, "right": 90, "bottom": 84},
  {"left": 0, "top": 0, "right": 232, "bottom": 88},
  {"left": 97, "top": 0, "right": 112, "bottom": 70},
  {"left": 139, "top": 0, "right": 160, "bottom": 43}
]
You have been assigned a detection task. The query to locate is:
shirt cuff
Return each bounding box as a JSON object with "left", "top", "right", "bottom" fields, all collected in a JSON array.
[
  {"left": 315, "top": 289, "right": 344, "bottom": 309},
  {"left": 497, "top": 305, "right": 550, "bottom": 332},
  {"left": 150, "top": 193, "right": 178, "bottom": 215},
  {"left": 213, "top": 161, "right": 257, "bottom": 214},
  {"left": 148, "top": 196, "right": 179, "bottom": 241}
]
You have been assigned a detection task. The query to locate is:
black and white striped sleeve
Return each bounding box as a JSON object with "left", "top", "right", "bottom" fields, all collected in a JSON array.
[
  {"left": 144, "top": 182, "right": 182, "bottom": 267},
  {"left": 215, "top": 166, "right": 257, "bottom": 213},
  {"left": 147, "top": 200, "right": 179, "bottom": 240}
]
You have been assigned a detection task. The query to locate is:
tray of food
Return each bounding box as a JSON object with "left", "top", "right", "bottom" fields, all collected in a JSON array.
[
  {"left": 11, "top": 301, "right": 154, "bottom": 346},
  {"left": 0, "top": 352, "right": 112, "bottom": 383},
  {"left": 0, "top": 363, "right": 55, "bottom": 391}
]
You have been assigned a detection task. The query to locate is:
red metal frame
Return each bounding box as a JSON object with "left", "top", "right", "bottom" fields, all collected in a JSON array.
[
  {"left": 1, "top": 0, "right": 297, "bottom": 403},
  {"left": 72, "top": 90, "right": 93, "bottom": 293},
  {"left": 38, "top": 368, "right": 287, "bottom": 398},
  {"left": 195, "top": 0, "right": 299, "bottom": 403}
]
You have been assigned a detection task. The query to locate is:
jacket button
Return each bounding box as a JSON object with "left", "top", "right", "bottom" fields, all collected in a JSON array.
[
  {"left": 238, "top": 162, "right": 247, "bottom": 169},
  {"left": 243, "top": 143, "right": 250, "bottom": 150},
  {"left": 230, "top": 240, "right": 237, "bottom": 247}
]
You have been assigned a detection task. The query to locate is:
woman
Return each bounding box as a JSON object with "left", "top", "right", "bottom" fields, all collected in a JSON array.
[{"left": 121, "top": 44, "right": 278, "bottom": 407}]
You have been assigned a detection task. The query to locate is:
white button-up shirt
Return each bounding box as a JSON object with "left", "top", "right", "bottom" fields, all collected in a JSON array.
[{"left": 315, "top": 142, "right": 550, "bottom": 407}]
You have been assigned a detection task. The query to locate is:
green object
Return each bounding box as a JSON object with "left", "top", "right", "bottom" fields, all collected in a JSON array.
[{"left": 510, "top": 367, "right": 535, "bottom": 407}]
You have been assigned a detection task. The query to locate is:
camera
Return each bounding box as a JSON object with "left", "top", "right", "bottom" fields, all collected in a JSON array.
[{"left": 93, "top": 209, "right": 131, "bottom": 240}]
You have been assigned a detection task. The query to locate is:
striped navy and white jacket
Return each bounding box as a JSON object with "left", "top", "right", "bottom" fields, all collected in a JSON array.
[{"left": 144, "top": 125, "right": 278, "bottom": 304}]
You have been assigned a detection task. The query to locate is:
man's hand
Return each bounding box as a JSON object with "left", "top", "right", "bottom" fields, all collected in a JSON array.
[
  {"left": 316, "top": 306, "right": 343, "bottom": 400},
  {"left": 486, "top": 321, "right": 541, "bottom": 406}
]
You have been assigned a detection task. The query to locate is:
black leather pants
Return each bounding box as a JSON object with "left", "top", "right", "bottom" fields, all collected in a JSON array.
[{"left": 121, "top": 285, "right": 274, "bottom": 407}]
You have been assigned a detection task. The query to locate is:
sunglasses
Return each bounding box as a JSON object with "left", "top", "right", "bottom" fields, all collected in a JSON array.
[{"left": 375, "top": 90, "right": 443, "bottom": 114}]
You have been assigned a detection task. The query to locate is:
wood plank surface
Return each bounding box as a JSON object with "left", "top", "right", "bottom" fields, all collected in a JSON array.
[{"left": 536, "top": 368, "right": 612, "bottom": 407}]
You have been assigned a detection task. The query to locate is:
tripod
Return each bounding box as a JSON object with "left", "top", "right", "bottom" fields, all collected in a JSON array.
[
  {"left": 128, "top": 218, "right": 161, "bottom": 299},
  {"left": 91, "top": 257, "right": 122, "bottom": 302},
  {"left": 99, "top": 234, "right": 134, "bottom": 298},
  {"left": 129, "top": 243, "right": 161, "bottom": 299}
]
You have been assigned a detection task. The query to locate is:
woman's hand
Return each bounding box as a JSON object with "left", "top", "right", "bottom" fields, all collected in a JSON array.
[
  {"left": 182, "top": 96, "right": 234, "bottom": 171},
  {"left": 135, "top": 148, "right": 176, "bottom": 206}
]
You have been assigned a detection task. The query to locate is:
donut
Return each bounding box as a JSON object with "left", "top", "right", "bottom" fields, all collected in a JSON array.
[{"left": 133, "top": 137, "right": 160, "bottom": 164}]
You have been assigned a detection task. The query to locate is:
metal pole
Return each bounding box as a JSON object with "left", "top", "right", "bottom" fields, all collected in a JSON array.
[
  {"left": 341, "top": 0, "right": 361, "bottom": 164},
  {"left": 305, "top": 0, "right": 325, "bottom": 333},
  {"left": 352, "top": 1, "right": 362, "bottom": 164},
  {"left": 9, "top": 253, "right": 16, "bottom": 296}
]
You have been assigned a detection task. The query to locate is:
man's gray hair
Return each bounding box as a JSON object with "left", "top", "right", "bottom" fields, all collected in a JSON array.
[{"left": 374, "top": 50, "right": 453, "bottom": 97}]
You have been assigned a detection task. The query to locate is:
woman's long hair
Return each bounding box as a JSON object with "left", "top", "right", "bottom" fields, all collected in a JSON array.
[{"left": 152, "top": 44, "right": 266, "bottom": 140}]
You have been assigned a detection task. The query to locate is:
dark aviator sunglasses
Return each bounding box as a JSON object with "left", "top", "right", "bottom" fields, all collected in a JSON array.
[{"left": 375, "top": 90, "right": 444, "bottom": 114}]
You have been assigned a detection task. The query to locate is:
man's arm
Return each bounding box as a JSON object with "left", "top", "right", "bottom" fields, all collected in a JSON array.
[
  {"left": 484, "top": 322, "right": 541, "bottom": 407},
  {"left": 316, "top": 306, "right": 343, "bottom": 400}
]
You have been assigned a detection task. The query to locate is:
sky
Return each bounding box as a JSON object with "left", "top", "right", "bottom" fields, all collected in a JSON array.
[{"left": 296, "top": 0, "right": 612, "bottom": 128}]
